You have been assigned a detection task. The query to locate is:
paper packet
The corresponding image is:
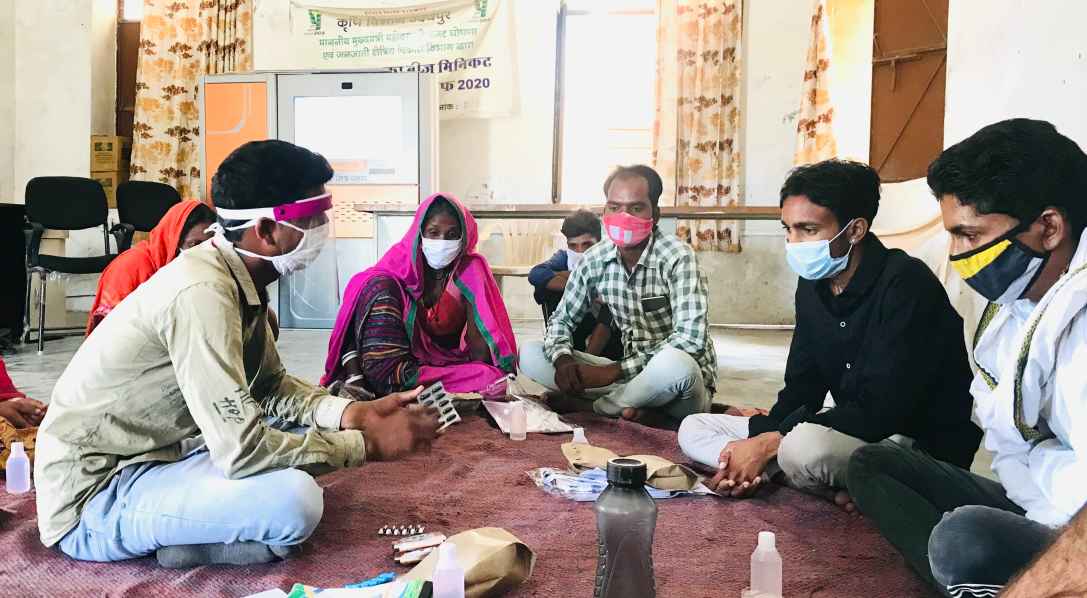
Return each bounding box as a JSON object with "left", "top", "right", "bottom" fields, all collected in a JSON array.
[{"left": 402, "top": 528, "right": 535, "bottom": 598}]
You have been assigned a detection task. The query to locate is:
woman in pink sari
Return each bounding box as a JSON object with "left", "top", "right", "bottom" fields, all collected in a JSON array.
[{"left": 322, "top": 194, "right": 516, "bottom": 399}]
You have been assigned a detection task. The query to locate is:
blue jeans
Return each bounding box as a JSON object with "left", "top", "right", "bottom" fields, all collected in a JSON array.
[
  {"left": 518, "top": 341, "right": 710, "bottom": 419},
  {"left": 929, "top": 505, "right": 1057, "bottom": 597},
  {"left": 58, "top": 448, "right": 324, "bottom": 562},
  {"left": 846, "top": 442, "right": 1051, "bottom": 595}
]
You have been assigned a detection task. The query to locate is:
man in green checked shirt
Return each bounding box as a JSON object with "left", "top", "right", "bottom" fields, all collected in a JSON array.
[{"left": 519, "top": 165, "right": 717, "bottom": 429}]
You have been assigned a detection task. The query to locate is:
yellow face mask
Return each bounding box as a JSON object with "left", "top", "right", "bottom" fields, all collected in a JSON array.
[{"left": 950, "top": 223, "right": 1047, "bottom": 303}]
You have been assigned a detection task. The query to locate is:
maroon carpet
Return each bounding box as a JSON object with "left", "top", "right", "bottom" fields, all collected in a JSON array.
[{"left": 0, "top": 413, "right": 937, "bottom": 597}]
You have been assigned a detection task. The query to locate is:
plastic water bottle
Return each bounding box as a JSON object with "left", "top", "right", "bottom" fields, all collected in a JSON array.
[
  {"left": 571, "top": 427, "right": 588, "bottom": 444},
  {"left": 594, "top": 458, "right": 657, "bottom": 598},
  {"left": 750, "top": 531, "right": 782, "bottom": 597},
  {"left": 432, "top": 542, "right": 465, "bottom": 598},
  {"left": 509, "top": 401, "right": 527, "bottom": 441},
  {"left": 5, "top": 442, "right": 31, "bottom": 494}
]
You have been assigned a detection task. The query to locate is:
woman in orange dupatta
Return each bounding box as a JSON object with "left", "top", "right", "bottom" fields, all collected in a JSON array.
[{"left": 85, "top": 200, "right": 216, "bottom": 335}]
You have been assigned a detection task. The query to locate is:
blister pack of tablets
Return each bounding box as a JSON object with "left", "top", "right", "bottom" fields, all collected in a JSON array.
[
  {"left": 418, "top": 381, "right": 461, "bottom": 432},
  {"left": 392, "top": 532, "right": 448, "bottom": 565},
  {"left": 378, "top": 524, "right": 425, "bottom": 537}
]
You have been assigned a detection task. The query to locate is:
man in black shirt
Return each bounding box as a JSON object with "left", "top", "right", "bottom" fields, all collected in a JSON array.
[{"left": 678, "top": 159, "right": 981, "bottom": 508}]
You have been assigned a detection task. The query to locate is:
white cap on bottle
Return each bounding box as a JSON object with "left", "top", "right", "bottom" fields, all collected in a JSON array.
[
  {"left": 758, "top": 531, "right": 776, "bottom": 550},
  {"left": 10, "top": 442, "right": 24, "bottom": 455}
]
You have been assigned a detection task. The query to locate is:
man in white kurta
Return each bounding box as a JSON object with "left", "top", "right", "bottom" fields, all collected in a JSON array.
[{"left": 846, "top": 118, "right": 1087, "bottom": 597}]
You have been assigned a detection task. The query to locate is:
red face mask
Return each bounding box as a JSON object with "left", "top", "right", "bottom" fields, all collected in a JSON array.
[{"left": 603, "top": 211, "right": 654, "bottom": 247}]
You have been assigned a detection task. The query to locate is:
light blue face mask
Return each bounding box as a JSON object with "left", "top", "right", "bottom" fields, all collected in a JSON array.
[{"left": 785, "top": 219, "right": 858, "bottom": 280}]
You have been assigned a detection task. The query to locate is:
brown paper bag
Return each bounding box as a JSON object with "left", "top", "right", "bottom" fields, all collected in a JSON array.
[
  {"left": 403, "top": 527, "right": 535, "bottom": 598},
  {"left": 0, "top": 420, "right": 36, "bottom": 470},
  {"left": 561, "top": 442, "right": 701, "bottom": 491}
]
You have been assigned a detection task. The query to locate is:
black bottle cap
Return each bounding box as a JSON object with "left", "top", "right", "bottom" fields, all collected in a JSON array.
[{"left": 606, "top": 457, "right": 648, "bottom": 487}]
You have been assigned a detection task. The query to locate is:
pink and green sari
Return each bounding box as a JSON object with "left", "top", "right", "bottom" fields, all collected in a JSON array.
[{"left": 322, "top": 194, "right": 516, "bottom": 394}]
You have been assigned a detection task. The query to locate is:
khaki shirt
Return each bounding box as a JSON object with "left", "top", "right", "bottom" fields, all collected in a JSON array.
[{"left": 35, "top": 240, "right": 365, "bottom": 546}]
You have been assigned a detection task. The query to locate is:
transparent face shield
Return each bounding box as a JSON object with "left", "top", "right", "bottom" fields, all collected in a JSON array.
[
  {"left": 280, "top": 212, "right": 340, "bottom": 327},
  {"left": 213, "top": 192, "right": 340, "bottom": 328}
]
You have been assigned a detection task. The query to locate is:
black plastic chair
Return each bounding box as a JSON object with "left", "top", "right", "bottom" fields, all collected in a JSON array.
[
  {"left": 24, "top": 177, "right": 117, "bottom": 353},
  {"left": 111, "top": 181, "right": 181, "bottom": 252},
  {"left": 0, "top": 204, "right": 28, "bottom": 347}
]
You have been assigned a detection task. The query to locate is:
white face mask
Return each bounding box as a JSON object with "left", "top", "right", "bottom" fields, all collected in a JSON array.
[
  {"left": 565, "top": 248, "right": 584, "bottom": 272},
  {"left": 228, "top": 220, "right": 330, "bottom": 275},
  {"left": 421, "top": 237, "right": 461, "bottom": 270}
]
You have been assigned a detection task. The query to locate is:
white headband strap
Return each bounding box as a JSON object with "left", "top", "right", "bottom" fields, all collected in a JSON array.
[{"left": 215, "top": 192, "right": 333, "bottom": 222}]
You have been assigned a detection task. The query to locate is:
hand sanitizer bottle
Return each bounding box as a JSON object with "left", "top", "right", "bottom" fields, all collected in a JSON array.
[
  {"left": 509, "top": 401, "right": 527, "bottom": 441},
  {"left": 571, "top": 427, "right": 588, "bottom": 444},
  {"left": 432, "top": 542, "right": 465, "bottom": 598},
  {"left": 5, "top": 442, "right": 31, "bottom": 494},
  {"left": 750, "top": 531, "right": 782, "bottom": 597}
]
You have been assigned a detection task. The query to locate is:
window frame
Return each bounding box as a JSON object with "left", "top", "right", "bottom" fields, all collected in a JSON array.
[
  {"left": 118, "top": 0, "right": 142, "bottom": 23},
  {"left": 551, "top": 1, "right": 656, "bottom": 204}
]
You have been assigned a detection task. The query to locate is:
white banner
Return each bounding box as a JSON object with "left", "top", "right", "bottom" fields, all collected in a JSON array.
[{"left": 289, "top": 0, "right": 516, "bottom": 119}]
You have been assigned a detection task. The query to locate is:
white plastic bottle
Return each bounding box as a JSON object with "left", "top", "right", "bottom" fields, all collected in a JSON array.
[
  {"left": 509, "top": 401, "right": 527, "bottom": 441},
  {"left": 750, "top": 531, "right": 782, "bottom": 597},
  {"left": 571, "top": 427, "right": 588, "bottom": 444},
  {"left": 5, "top": 442, "right": 31, "bottom": 494},
  {"left": 432, "top": 542, "right": 465, "bottom": 598}
]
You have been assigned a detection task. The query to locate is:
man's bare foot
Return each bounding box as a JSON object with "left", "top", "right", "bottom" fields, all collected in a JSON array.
[
  {"left": 804, "top": 486, "right": 856, "bottom": 513},
  {"left": 542, "top": 391, "right": 594, "bottom": 414},
  {"left": 620, "top": 407, "right": 680, "bottom": 431},
  {"left": 725, "top": 405, "right": 770, "bottom": 417},
  {"left": 710, "top": 404, "right": 770, "bottom": 417},
  {"left": 834, "top": 489, "right": 856, "bottom": 513}
]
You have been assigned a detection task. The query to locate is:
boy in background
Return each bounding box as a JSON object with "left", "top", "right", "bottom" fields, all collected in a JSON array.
[{"left": 528, "top": 209, "right": 621, "bottom": 359}]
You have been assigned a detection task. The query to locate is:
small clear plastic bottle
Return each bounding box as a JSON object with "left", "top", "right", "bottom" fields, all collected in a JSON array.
[
  {"left": 5, "top": 441, "right": 31, "bottom": 494},
  {"left": 749, "top": 531, "right": 782, "bottom": 598},
  {"left": 571, "top": 427, "right": 588, "bottom": 444},
  {"left": 432, "top": 542, "right": 465, "bottom": 598},
  {"left": 509, "top": 401, "right": 527, "bottom": 441}
]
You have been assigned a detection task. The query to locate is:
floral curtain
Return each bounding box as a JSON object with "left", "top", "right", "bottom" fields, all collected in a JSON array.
[
  {"left": 794, "top": 0, "right": 837, "bottom": 165},
  {"left": 652, "top": 0, "right": 743, "bottom": 253},
  {"left": 130, "top": 0, "right": 253, "bottom": 199}
]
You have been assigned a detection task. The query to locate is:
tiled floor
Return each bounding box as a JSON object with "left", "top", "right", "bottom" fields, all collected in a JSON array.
[{"left": 4, "top": 320, "right": 992, "bottom": 476}]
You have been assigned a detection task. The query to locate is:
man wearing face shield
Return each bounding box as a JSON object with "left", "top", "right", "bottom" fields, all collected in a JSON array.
[
  {"left": 847, "top": 119, "right": 1087, "bottom": 597},
  {"left": 33, "top": 140, "right": 440, "bottom": 568}
]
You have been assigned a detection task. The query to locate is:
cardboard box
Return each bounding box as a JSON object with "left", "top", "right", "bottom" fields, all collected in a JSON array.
[
  {"left": 90, "top": 135, "right": 132, "bottom": 171},
  {"left": 91, "top": 169, "right": 130, "bottom": 209},
  {"left": 27, "top": 238, "right": 68, "bottom": 330}
]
